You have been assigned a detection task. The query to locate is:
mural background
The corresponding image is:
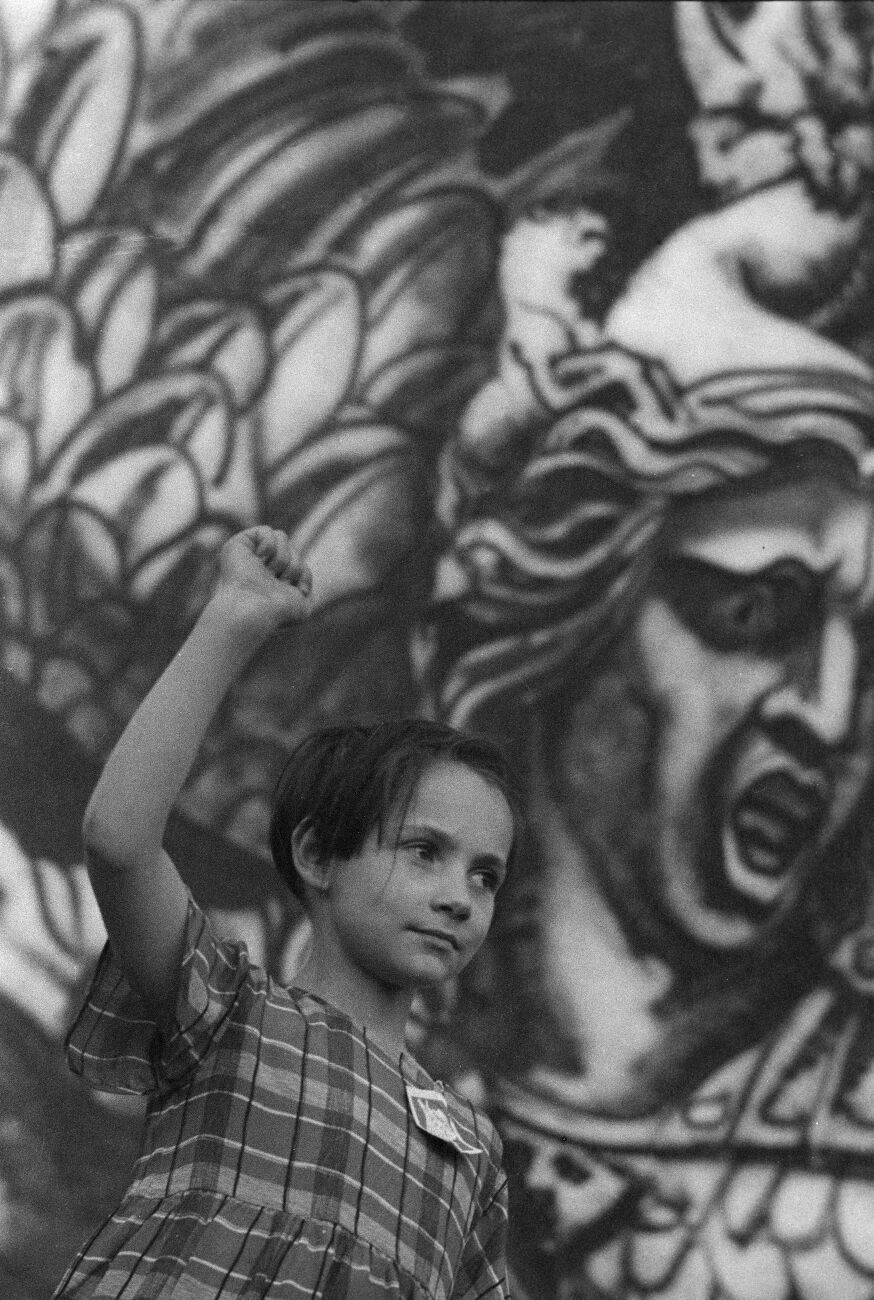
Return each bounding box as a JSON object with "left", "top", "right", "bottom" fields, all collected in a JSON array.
[{"left": 4, "top": 1, "right": 874, "bottom": 1297}]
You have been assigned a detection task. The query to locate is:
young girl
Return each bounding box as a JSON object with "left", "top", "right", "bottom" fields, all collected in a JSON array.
[{"left": 55, "top": 526, "right": 517, "bottom": 1300}]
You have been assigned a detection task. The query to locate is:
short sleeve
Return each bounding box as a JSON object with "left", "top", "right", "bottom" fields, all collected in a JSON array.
[
  {"left": 452, "top": 1175, "right": 510, "bottom": 1300},
  {"left": 452, "top": 1120, "right": 511, "bottom": 1300},
  {"left": 65, "top": 892, "right": 252, "bottom": 1094}
]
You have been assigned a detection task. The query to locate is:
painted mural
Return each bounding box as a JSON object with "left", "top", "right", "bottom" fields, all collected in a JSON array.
[{"left": 3, "top": 1, "right": 874, "bottom": 1296}]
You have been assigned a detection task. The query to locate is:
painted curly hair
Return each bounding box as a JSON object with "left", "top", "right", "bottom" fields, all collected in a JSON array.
[{"left": 425, "top": 347, "right": 874, "bottom": 726}]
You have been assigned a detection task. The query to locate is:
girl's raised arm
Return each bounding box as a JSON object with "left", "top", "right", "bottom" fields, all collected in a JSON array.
[{"left": 81, "top": 527, "right": 312, "bottom": 1025}]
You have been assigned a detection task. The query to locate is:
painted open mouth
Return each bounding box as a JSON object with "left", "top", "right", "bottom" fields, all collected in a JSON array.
[{"left": 727, "top": 770, "right": 829, "bottom": 884}]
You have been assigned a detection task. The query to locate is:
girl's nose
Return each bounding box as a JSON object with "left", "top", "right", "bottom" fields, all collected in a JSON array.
[
  {"left": 432, "top": 869, "right": 472, "bottom": 921},
  {"left": 760, "top": 614, "right": 858, "bottom": 748}
]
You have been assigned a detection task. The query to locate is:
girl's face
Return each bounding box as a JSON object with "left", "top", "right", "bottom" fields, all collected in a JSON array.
[{"left": 321, "top": 759, "right": 514, "bottom": 992}]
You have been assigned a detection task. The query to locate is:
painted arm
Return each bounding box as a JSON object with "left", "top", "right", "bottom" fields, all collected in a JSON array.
[{"left": 81, "top": 526, "right": 312, "bottom": 1024}]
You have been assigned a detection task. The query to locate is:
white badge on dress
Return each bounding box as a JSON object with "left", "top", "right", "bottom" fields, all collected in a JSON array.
[{"left": 406, "top": 1084, "right": 482, "bottom": 1154}]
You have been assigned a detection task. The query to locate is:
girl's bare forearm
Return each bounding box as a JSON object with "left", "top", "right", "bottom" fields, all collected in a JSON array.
[{"left": 82, "top": 592, "right": 275, "bottom": 873}]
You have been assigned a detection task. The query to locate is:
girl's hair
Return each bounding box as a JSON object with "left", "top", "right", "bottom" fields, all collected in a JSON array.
[{"left": 270, "top": 717, "right": 521, "bottom": 900}]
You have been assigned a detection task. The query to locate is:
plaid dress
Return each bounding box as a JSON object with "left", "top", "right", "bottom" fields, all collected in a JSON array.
[{"left": 55, "top": 895, "right": 509, "bottom": 1300}]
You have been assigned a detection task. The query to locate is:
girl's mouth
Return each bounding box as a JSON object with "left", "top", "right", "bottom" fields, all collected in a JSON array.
[{"left": 410, "top": 927, "right": 460, "bottom": 951}]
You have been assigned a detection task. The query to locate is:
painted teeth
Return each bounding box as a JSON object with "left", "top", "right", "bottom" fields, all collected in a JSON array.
[
  {"left": 736, "top": 806, "right": 795, "bottom": 849},
  {"left": 730, "top": 773, "right": 827, "bottom": 878}
]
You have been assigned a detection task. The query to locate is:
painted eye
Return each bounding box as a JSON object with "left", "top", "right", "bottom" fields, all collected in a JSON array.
[
  {"left": 659, "top": 556, "right": 821, "bottom": 654},
  {"left": 712, "top": 583, "right": 781, "bottom": 642}
]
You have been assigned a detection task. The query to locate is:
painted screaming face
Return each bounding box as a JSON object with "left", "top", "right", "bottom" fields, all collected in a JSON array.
[
  {"left": 558, "top": 468, "right": 874, "bottom": 952},
  {"left": 325, "top": 760, "right": 514, "bottom": 990}
]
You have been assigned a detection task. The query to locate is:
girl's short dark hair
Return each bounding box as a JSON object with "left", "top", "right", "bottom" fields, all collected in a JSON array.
[{"left": 269, "top": 717, "right": 521, "bottom": 901}]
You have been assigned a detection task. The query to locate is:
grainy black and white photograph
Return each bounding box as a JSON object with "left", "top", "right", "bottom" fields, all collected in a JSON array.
[{"left": 2, "top": 2, "right": 874, "bottom": 1297}]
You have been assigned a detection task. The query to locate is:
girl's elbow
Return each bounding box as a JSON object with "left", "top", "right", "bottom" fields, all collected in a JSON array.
[{"left": 81, "top": 802, "right": 128, "bottom": 876}]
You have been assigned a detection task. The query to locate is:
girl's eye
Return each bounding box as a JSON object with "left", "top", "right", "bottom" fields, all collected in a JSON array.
[
  {"left": 406, "top": 841, "right": 437, "bottom": 862},
  {"left": 471, "top": 868, "right": 502, "bottom": 893}
]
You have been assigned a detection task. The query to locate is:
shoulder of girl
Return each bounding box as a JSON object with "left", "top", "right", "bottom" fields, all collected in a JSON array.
[
  {"left": 445, "top": 1084, "right": 503, "bottom": 1152},
  {"left": 442, "top": 1079, "right": 493, "bottom": 1124}
]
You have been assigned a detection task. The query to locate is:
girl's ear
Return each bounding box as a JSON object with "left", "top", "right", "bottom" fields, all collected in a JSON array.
[{"left": 291, "top": 821, "right": 332, "bottom": 893}]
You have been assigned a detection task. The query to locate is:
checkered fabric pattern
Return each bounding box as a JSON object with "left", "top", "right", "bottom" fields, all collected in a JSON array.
[{"left": 56, "top": 895, "right": 509, "bottom": 1299}]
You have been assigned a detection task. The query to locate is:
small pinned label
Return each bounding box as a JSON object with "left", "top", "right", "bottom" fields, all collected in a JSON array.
[{"left": 406, "top": 1084, "right": 481, "bottom": 1154}]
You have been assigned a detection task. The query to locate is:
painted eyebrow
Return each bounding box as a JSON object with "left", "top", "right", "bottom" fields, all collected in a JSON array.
[
  {"left": 671, "top": 541, "right": 827, "bottom": 578},
  {"left": 663, "top": 553, "right": 822, "bottom": 583},
  {"left": 400, "top": 823, "right": 508, "bottom": 872}
]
